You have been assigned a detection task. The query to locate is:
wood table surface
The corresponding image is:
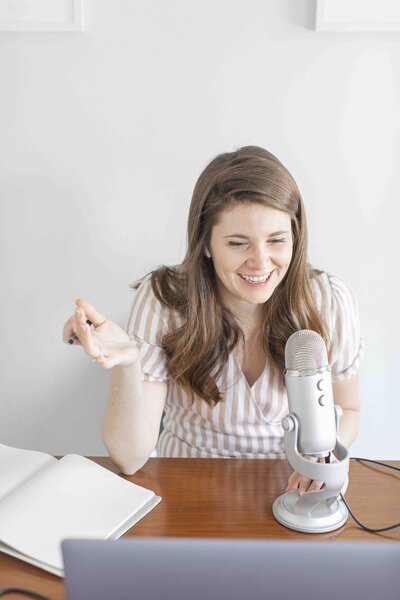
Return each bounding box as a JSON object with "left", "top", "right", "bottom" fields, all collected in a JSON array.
[{"left": 0, "top": 457, "right": 399, "bottom": 600}]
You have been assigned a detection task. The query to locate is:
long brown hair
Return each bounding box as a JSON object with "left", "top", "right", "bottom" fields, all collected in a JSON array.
[{"left": 133, "top": 146, "right": 329, "bottom": 405}]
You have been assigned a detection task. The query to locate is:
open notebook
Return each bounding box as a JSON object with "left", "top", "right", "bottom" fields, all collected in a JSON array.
[{"left": 0, "top": 443, "right": 161, "bottom": 577}]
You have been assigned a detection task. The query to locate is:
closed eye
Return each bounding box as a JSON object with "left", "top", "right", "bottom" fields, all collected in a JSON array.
[
  {"left": 269, "top": 238, "right": 286, "bottom": 244},
  {"left": 228, "top": 238, "right": 286, "bottom": 247}
]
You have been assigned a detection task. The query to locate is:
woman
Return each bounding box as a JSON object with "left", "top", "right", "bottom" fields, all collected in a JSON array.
[{"left": 63, "top": 146, "right": 364, "bottom": 495}]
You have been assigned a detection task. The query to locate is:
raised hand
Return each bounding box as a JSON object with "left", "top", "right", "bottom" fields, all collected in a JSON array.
[{"left": 63, "top": 299, "right": 140, "bottom": 369}]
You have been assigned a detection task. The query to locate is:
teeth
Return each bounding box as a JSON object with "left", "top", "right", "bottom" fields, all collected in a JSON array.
[{"left": 240, "top": 273, "right": 271, "bottom": 283}]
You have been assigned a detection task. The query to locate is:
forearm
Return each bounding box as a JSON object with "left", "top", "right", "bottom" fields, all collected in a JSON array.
[
  {"left": 337, "top": 408, "right": 360, "bottom": 448},
  {"left": 101, "top": 359, "right": 157, "bottom": 475},
  {"left": 332, "top": 375, "right": 360, "bottom": 449}
]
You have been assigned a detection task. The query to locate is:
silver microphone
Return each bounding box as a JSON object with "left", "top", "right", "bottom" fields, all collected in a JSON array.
[
  {"left": 272, "top": 329, "right": 350, "bottom": 533},
  {"left": 284, "top": 330, "right": 336, "bottom": 457}
]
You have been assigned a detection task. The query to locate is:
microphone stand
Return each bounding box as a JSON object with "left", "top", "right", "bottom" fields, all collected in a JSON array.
[{"left": 272, "top": 406, "right": 350, "bottom": 533}]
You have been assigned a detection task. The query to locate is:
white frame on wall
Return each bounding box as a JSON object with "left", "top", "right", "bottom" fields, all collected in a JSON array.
[
  {"left": 315, "top": 0, "right": 400, "bottom": 32},
  {"left": 0, "top": 0, "right": 85, "bottom": 32}
]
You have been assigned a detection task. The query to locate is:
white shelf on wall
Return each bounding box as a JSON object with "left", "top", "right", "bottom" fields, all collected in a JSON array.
[
  {"left": 315, "top": 0, "right": 400, "bottom": 32},
  {"left": 0, "top": 0, "right": 85, "bottom": 32}
]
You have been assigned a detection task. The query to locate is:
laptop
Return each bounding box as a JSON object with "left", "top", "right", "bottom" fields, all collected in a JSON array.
[{"left": 62, "top": 537, "right": 400, "bottom": 600}]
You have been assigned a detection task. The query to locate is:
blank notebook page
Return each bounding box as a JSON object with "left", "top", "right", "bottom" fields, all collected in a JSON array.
[
  {"left": 0, "top": 454, "right": 155, "bottom": 570},
  {"left": 0, "top": 443, "right": 56, "bottom": 501}
]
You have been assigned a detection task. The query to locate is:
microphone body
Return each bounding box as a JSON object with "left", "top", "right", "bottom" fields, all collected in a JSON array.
[{"left": 285, "top": 369, "right": 336, "bottom": 456}]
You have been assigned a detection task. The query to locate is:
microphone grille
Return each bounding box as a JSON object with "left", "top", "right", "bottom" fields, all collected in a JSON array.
[{"left": 285, "top": 329, "right": 328, "bottom": 371}]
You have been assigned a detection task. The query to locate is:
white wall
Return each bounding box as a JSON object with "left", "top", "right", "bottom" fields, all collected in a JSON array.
[{"left": 1, "top": 0, "right": 399, "bottom": 458}]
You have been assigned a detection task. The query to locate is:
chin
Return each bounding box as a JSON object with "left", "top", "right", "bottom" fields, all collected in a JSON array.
[{"left": 250, "top": 292, "right": 274, "bottom": 303}]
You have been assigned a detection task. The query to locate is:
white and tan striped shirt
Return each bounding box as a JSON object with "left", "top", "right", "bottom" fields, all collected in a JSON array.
[{"left": 126, "top": 271, "right": 364, "bottom": 458}]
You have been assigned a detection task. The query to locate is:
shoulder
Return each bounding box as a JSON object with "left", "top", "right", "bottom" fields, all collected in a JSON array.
[
  {"left": 125, "top": 272, "right": 182, "bottom": 343},
  {"left": 133, "top": 272, "right": 165, "bottom": 317},
  {"left": 311, "top": 269, "right": 358, "bottom": 313},
  {"left": 125, "top": 273, "right": 167, "bottom": 341},
  {"left": 310, "top": 271, "right": 364, "bottom": 380}
]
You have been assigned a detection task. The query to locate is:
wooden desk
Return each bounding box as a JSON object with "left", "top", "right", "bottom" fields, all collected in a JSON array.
[{"left": 0, "top": 457, "right": 399, "bottom": 600}]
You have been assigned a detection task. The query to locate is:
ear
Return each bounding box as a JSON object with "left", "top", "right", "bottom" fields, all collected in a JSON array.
[{"left": 204, "top": 247, "right": 211, "bottom": 258}]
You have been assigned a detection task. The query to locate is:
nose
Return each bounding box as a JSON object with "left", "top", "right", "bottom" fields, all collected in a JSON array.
[{"left": 246, "top": 244, "right": 272, "bottom": 271}]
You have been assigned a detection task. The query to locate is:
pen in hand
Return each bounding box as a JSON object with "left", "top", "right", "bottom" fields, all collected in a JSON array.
[{"left": 68, "top": 319, "right": 93, "bottom": 345}]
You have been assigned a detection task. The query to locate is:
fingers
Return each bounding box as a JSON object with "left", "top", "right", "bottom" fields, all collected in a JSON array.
[
  {"left": 75, "top": 298, "right": 107, "bottom": 328},
  {"left": 285, "top": 454, "right": 348, "bottom": 496},
  {"left": 307, "top": 478, "right": 324, "bottom": 493},
  {"left": 62, "top": 314, "right": 81, "bottom": 345},
  {"left": 285, "top": 470, "right": 301, "bottom": 492},
  {"left": 285, "top": 471, "right": 311, "bottom": 494},
  {"left": 63, "top": 298, "right": 107, "bottom": 345},
  {"left": 285, "top": 471, "right": 324, "bottom": 495},
  {"left": 74, "top": 308, "right": 104, "bottom": 359}
]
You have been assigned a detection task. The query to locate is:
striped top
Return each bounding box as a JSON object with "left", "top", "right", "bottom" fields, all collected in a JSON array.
[{"left": 126, "top": 271, "right": 364, "bottom": 458}]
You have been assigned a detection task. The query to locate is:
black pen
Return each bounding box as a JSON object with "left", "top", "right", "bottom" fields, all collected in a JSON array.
[{"left": 68, "top": 319, "right": 93, "bottom": 344}]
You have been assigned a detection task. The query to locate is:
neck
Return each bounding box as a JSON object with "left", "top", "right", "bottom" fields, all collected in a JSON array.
[{"left": 233, "top": 308, "right": 264, "bottom": 340}]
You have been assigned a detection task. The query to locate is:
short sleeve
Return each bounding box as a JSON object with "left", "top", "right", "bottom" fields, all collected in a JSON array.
[
  {"left": 313, "top": 273, "right": 365, "bottom": 382},
  {"left": 125, "top": 274, "right": 171, "bottom": 382}
]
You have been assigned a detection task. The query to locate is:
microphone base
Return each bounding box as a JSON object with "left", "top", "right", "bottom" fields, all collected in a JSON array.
[{"left": 272, "top": 491, "right": 348, "bottom": 533}]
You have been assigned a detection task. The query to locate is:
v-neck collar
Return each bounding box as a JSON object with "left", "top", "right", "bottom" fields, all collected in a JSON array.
[{"left": 232, "top": 340, "right": 267, "bottom": 392}]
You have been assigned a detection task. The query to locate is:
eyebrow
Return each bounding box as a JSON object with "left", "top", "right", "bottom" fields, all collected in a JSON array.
[{"left": 223, "top": 230, "right": 290, "bottom": 238}]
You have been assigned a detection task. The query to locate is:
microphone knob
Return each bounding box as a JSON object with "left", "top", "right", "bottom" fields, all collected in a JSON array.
[
  {"left": 282, "top": 416, "right": 295, "bottom": 432},
  {"left": 317, "top": 379, "right": 324, "bottom": 391},
  {"left": 318, "top": 395, "right": 327, "bottom": 406}
]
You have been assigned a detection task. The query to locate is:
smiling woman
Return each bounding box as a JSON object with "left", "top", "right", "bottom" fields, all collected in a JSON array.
[
  {"left": 209, "top": 203, "right": 293, "bottom": 313},
  {"left": 64, "top": 146, "right": 364, "bottom": 494}
]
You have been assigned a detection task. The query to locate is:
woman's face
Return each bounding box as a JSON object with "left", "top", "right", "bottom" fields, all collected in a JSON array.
[{"left": 209, "top": 203, "right": 293, "bottom": 316}]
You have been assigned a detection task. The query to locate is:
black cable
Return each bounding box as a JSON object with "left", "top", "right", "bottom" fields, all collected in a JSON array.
[
  {"left": 0, "top": 589, "right": 53, "bottom": 599},
  {"left": 339, "top": 457, "right": 400, "bottom": 533},
  {"left": 351, "top": 456, "right": 400, "bottom": 474}
]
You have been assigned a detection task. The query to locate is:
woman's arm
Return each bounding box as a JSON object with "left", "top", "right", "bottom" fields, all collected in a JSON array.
[
  {"left": 63, "top": 300, "right": 167, "bottom": 476},
  {"left": 332, "top": 374, "right": 360, "bottom": 448},
  {"left": 101, "top": 363, "right": 167, "bottom": 475}
]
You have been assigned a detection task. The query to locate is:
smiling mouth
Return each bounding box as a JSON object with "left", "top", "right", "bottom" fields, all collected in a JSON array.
[{"left": 238, "top": 272, "right": 274, "bottom": 284}]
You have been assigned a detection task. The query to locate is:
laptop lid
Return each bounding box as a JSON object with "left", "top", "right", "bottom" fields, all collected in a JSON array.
[{"left": 62, "top": 537, "right": 400, "bottom": 600}]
